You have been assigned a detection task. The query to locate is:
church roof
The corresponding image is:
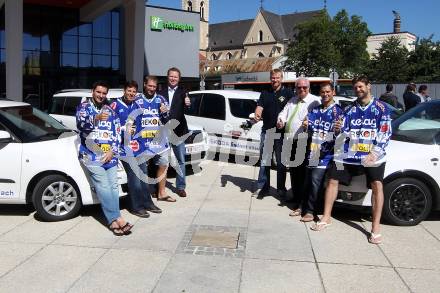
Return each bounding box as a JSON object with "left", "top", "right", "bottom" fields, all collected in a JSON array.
[
  {"left": 209, "top": 19, "right": 254, "bottom": 50},
  {"left": 208, "top": 9, "right": 322, "bottom": 50}
]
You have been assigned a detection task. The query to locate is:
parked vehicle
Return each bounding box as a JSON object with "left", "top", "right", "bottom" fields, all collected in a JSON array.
[
  {"left": 49, "top": 89, "right": 209, "bottom": 165},
  {"left": 0, "top": 100, "right": 127, "bottom": 221},
  {"left": 337, "top": 100, "right": 440, "bottom": 225}
]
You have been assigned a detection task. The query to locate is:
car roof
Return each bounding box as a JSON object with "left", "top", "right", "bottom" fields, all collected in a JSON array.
[
  {"left": 188, "top": 90, "right": 261, "bottom": 100},
  {"left": 53, "top": 89, "right": 124, "bottom": 99},
  {"left": 0, "top": 100, "right": 30, "bottom": 107}
]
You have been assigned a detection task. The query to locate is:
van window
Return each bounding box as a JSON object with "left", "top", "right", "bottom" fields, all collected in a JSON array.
[
  {"left": 229, "top": 98, "right": 257, "bottom": 119},
  {"left": 199, "top": 94, "right": 225, "bottom": 120},
  {"left": 186, "top": 94, "right": 202, "bottom": 116},
  {"left": 49, "top": 96, "right": 82, "bottom": 115}
]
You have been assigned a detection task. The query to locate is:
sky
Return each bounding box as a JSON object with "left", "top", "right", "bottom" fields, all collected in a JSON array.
[{"left": 147, "top": 0, "right": 440, "bottom": 41}]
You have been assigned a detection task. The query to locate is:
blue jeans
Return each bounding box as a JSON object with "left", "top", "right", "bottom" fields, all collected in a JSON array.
[
  {"left": 302, "top": 167, "right": 327, "bottom": 215},
  {"left": 256, "top": 131, "right": 286, "bottom": 191},
  {"left": 121, "top": 158, "right": 154, "bottom": 212},
  {"left": 84, "top": 164, "right": 121, "bottom": 225},
  {"left": 171, "top": 142, "right": 186, "bottom": 190}
]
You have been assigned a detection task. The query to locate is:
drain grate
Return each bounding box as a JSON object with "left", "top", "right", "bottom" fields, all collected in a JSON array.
[{"left": 177, "top": 225, "right": 247, "bottom": 258}]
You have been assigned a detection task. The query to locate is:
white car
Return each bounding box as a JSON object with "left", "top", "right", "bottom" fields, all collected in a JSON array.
[
  {"left": 49, "top": 89, "right": 209, "bottom": 165},
  {"left": 337, "top": 100, "right": 440, "bottom": 226},
  {"left": 0, "top": 100, "right": 127, "bottom": 221},
  {"left": 186, "top": 90, "right": 262, "bottom": 158}
]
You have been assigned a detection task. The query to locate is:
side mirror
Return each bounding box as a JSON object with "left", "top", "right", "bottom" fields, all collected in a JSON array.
[
  {"left": 0, "top": 130, "right": 12, "bottom": 143},
  {"left": 248, "top": 113, "right": 255, "bottom": 119}
]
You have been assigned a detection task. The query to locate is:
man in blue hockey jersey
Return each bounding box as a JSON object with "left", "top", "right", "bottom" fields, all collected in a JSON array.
[
  {"left": 312, "top": 76, "right": 392, "bottom": 245},
  {"left": 134, "top": 75, "right": 176, "bottom": 202},
  {"left": 111, "top": 80, "right": 162, "bottom": 218},
  {"left": 76, "top": 81, "right": 132, "bottom": 235},
  {"left": 299, "top": 83, "right": 343, "bottom": 222}
]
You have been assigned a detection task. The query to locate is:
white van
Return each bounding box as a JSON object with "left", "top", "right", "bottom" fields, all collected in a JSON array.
[
  {"left": 185, "top": 90, "right": 262, "bottom": 158},
  {"left": 49, "top": 89, "right": 209, "bottom": 165}
]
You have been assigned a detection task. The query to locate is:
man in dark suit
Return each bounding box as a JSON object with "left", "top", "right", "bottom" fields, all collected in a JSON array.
[
  {"left": 403, "top": 83, "right": 421, "bottom": 111},
  {"left": 158, "top": 67, "right": 191, "bottom": 197}
]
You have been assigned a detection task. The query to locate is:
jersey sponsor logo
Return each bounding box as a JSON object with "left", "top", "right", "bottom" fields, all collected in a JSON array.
[
  {"left": 155, "top": 98, "right": 162, "bottom": 103},
  {"left": 141, "top": 117, "right": 159, "bottom": 127},
  {"left": 142, "top": 107, "right": 159, "bottom": 115},
  {"left": 310, "top": 142, "right": 320, "bottom": 151},
  {"left": 313, "top": 119, "right": 332, "bottom": 130},
  {"left": 98, "top": 120, "right": 112, "bottom": 129},
  {"left": 110, "top": 102, "right": 117, "bottom": 110},
  {"left": 98, "top": 130, "right": 110, "bottom": 140},
  {"left": 351, "top": 118, "right": 376, "bottom": 127},
  {"left": 130, "top": 140, "right": 139, "bottom": 152},
  {"left": 100, "top": 144, "right": 111, "bottom": 152},
  {"left": 141, "top": 130, "right": 157, "bottom": 138},
  {"left": 381, "top": 124, "right": 389, "bottom": 132},
  {"left": 351, "top": 143, "right": 371, "bottom": 152}
]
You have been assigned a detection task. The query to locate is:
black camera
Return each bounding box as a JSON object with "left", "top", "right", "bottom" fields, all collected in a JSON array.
[{"left": 240, "top": 119, "right": 255, "bottom": 130}]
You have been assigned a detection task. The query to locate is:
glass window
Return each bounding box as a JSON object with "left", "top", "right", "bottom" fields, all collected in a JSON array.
[
  {"left": 229, "top": 98, "right": 257, "bottom": 119},
  {"left": 49, "top": 97, "right": 65, "bottom": 115},
  {"left": 392, "top": 102, "right": 440, "bottom": 145},
  {"left": 62, "top": 35, "right": 78, "bottom": 53},
  {"left": 63, "top": 97, "right": 83, "bottom": 115},
  {"left": 111, "top": 12, "right": 119, "bottom": 39},
  {"left": 185, "top": 94, "right": 202, "bottom": 116},
  {"left": 93, "top": 13, "right": 111, "bottom": 38},
  {"left": 111, "top": 56, "right": 119, "bottom": 70},
  {"left": 79, "top": 23, "right": 92, "bottom": 36},
  {"left": 0, "top": 30, "right": 4, "bottom": 49},
  {"left": 111, "top": 39, "right": 119, "bottom": 55},
  {"left": 199, "top": 94, "right": 225, "bottom": 120},
  {"left": 64, "top": 25, "right": 78, "bottom": 36},
  {"left": 93, "top": 55, "right": 110, "bottom": 68},
  {"left": 41, "top": 35, "right": 50, "bottom": 51},
  {"left": 79, "top": 54, "right": 92, "bottom": 68},
  {"left": 23, "top": 50, "right": 40, "bottom": 67},
  {"left": 61, "top": 53, "right": 78, "bottom": 67},
  {"left": 23, "top": 34, "right": 40, "bottom": 51},
  {"left": 93, "top": 38, "right": 111, "bottom": 55},
  {"left": 79, "top": 36, "right": 92, "bottom": 54}
]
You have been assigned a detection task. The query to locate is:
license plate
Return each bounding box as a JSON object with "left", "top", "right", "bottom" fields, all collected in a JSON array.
[{"left": 186, "top": 144, "right": 205, "bottom": 154}]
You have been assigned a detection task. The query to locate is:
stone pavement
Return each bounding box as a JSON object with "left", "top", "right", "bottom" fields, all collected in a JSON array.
[{"left": 0, "top": 160, "right": 439, "bottom": 293}]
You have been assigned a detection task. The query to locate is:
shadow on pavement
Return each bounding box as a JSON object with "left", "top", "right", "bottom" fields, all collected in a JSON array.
[
  {"left": 220, "top": 174, "right": 254, "bottom": 193},
  {"left": 0, "top": 204, "right": 34, "bottom": 217}
]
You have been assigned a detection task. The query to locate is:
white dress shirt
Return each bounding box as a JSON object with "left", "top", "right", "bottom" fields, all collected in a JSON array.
[
  {"left": 168, "top": 86, "right": 177, "bottom": 107},
  {"left": 278, "top": 93, "right": 321, "bottom": 138}
]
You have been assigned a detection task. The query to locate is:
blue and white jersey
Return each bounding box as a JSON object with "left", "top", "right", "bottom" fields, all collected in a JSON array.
[
  {"left": 133, "top": 93, "right": 170, "bottom": 156},
  {"left": 110, "top": 97, "right": 138, "bottom": 157},
  {"left": 76, "top": 100, "right": 120, "bottom": 169},
  {"left": 307, "top": 103, "right": 343, "bottom": 168},
  {"left": 335, "top": 98, "right": 392, "bottom": 165}
]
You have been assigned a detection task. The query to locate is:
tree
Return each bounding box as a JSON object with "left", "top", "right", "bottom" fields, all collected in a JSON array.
[
  {"left": 408, "top": 36, "right": 440, "bottom": 82},
  {"left": 284, "top": 10, "right": 370, "bottom": 78},
  {"left": 368, "top": 36, "right": 410, "bottom": 82}
]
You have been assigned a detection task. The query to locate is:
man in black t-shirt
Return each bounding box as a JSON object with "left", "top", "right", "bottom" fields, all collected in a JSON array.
[
  {"left": 253, "top": 69, "right": 293, "bottom": 197},
  {"left": 379, "top": 84, "right": 399, "bottom": 108}
]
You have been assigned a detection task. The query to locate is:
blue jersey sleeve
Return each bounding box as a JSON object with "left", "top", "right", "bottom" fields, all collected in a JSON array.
[
  {"left": 372, "top": 101, "right": 392, "bottom": 157},
  {"left": 76, "top": 102, "right": 95, "bottom": 133}
]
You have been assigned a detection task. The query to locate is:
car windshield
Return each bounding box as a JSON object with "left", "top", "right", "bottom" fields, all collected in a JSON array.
[
  {"left": 392, "top": 101, "right": 440, "bottom": 145},
  {"left": 0, "top": 105, "right": 71, "bottom": 143},
  {"left": 229, "top": 98, "right": 257, "bottom": 119}
]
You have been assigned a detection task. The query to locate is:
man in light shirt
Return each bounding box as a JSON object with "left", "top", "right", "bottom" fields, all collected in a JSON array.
[{"left": 277, "top": 77, "right": 320, "bottom": 216}]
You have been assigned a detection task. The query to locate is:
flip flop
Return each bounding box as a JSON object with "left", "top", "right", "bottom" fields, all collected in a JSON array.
[
  {"left": 300, "top": 213, "right": 314, "bottom": 222},
  {"left": 108, "top": 221, "right": 124, "bottom": 236},
  {"left": 289, "top": 209, "right": 302, "bottom": 217},
  {"left": 120, "top": 222, "right": 134, "bottom": 235},
  {"left": 157, "top": 195, "right": 177, "bottom": 202},
  {"left": 368, "top": 232, "right": 382, "bottom": 244},
  {"left": 310, "top": 221, "right": 331, "bottom": 231}
]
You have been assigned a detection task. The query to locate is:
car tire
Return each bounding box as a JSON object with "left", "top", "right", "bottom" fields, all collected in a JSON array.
[
  {"left": 383, "top": 178, "right": 432, "bottom": 226},
  {"left": 32, "top": 174, "right": 82, "bottom": 222}
]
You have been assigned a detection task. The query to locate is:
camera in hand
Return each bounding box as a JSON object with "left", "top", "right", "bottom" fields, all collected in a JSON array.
[{"left": 240, "top": 119, "right": 256, "bottom": 130}]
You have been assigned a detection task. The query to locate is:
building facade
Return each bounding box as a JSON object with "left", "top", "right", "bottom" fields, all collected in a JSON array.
[{"left": 0, "top": 0, "right": 199, "bottom": 108}]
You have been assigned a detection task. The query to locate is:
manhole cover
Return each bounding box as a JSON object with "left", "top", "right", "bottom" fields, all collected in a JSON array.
[{"left": 189, "top": 230, "right": 239, "bottom": 249}]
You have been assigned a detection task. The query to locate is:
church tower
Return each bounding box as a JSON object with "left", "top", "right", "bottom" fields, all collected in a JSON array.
[{"left": 182, "top": 0, "right": 209, "bottom": 52}]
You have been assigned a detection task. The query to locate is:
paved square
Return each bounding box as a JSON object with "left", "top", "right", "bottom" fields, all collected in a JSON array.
[{"left": 0, "top": 161, "right": 439, "bottom": 293}]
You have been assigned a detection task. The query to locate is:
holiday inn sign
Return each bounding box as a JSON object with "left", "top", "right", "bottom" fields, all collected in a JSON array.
[{"left": 150, "top": 16, "right": 194, "bottom": 32}]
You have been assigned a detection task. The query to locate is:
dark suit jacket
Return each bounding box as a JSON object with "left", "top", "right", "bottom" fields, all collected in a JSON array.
[
  {"left": 158, "top": 86, "right": 189, "bottom": 137},
  {"left": 403, "top": 91, "right": 421, "bottom": 111}
]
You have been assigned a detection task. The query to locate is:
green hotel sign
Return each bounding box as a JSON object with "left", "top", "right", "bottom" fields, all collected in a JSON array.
[{"left": 150, "top": 16, "right": 194, "bottom": 32}]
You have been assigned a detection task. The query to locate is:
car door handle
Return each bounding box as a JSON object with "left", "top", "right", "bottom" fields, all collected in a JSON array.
[{"left": 431, "top": 158, "right": 439, "bottom": 166}]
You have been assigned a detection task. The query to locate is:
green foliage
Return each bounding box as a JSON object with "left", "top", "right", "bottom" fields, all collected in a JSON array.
[
  {"left": 368, "top": 36, "right": 410, "bottom": 82},
  {"left": 408, "top": 36, "right": 440, "bottom": 82},
  {"left": 284, "top": 9, "right": 370, "bottom": 78}
]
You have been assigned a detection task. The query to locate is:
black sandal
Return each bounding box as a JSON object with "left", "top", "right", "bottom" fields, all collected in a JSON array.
[
  {"left": 108, "top": 221, "right": 124, "bottom": 236},
  {"left": 120, "top": 222, "right": 134, "bottom": 235}
]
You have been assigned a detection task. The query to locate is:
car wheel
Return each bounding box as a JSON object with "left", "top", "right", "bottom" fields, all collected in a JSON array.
[
  {"left": 32, "top": 174, "right": 82, "bottom": 222},
  {"left": 383, "top": 178, "right": 432, "bottom": 226}
]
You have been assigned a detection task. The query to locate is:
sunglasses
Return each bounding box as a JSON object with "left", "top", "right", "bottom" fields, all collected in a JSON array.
[{"left": 296, "top": 86, "right": 308, "bottom": 90}]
